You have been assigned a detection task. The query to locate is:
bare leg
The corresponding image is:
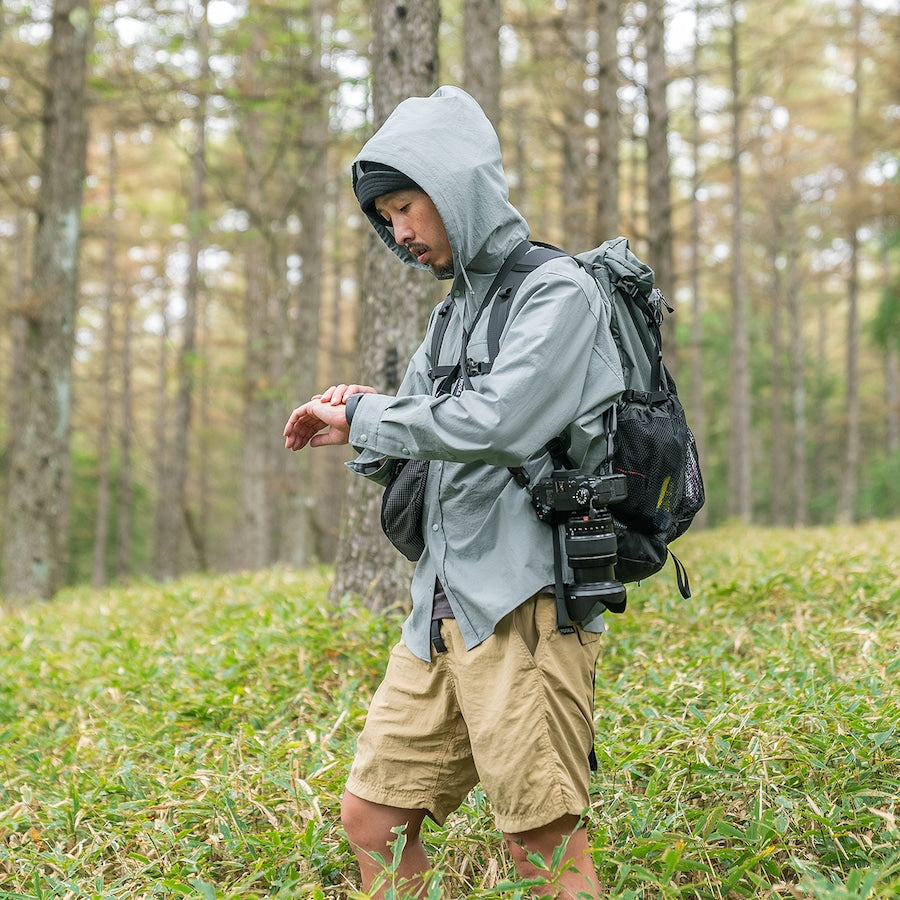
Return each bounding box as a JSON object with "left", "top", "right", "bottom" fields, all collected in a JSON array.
[
  {"left": 340, "top": 790, "right": 431, "bottom": 898},
  {"left": 505, "top": 815, "right": 601, "bottom": 899}
]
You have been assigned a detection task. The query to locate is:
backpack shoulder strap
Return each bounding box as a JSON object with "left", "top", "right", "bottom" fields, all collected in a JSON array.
[
  {"left": 427, "top": 296, "right": 456, "bottom": 381},
  {"left": 428, "top": 239, "right": 535, "bottom": 385},
  {"left": 485, "top": 242, "right": 577, "bottom": 365}
]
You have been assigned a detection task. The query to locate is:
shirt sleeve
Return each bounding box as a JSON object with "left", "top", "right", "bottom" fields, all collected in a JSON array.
[{"left": 347, "top": 259, "right": 622, "bottom": 469}]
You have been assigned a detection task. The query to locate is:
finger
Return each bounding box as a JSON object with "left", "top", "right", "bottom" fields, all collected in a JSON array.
[
  {"left": 284, "top": 404, "right": 313, "bottom": 434},
  {"left": 329, "top": 384, "right": 349, "bottom": 405}
]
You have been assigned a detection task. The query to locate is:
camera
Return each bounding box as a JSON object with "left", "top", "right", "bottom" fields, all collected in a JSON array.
[{"left": 532, "top": 470, "right": 629, "bottom": 620}]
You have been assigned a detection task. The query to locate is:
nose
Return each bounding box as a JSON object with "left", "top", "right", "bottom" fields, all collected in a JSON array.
[{"left": 393, "top": 215, "right": 414, "bottom": 245}]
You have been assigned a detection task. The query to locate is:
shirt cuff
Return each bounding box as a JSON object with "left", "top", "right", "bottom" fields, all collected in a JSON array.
[{"left": 345, "top": 393, "right": 363, "bottom": 424}]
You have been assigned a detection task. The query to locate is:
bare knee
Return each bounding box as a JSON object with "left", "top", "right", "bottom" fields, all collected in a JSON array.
[
  {"left": 340, "top": 790, "right": 425, "bottom": 854},
  {"left": 505, "top": 813, "right": 582, "bottom": 864}
]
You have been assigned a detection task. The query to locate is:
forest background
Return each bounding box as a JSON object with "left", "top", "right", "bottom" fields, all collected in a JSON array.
[{"left": 0, "top": 0, "right": 898, "bottom": 604}]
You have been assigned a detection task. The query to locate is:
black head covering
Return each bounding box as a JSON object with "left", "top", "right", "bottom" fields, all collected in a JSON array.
[{"left": 352, "top": 161, "right": 422, "bottom": 219}]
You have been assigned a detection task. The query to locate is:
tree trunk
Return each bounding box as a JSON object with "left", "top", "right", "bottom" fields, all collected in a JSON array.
[
  {"left": 117, "top": 270, "right": 134, "bottom": 579},
  {"left": 280, "top": 0, "right": 329, "bottom": 567},
  {"left": 787, "top": 207, "right": 808, "bottom": 527},
  {"left": 836, "top": 0, "right": 862, "bottom": 525},
  {"left": 463, "top": 0, "right": 501, "bottom": 128},
  {"left": 2, "top": 0, "right": 92, "bottom": 602},
  {"left": 236, "top": 24, "right": 277, "bottom": 571},
  {"left": 644, "top": 0, "right": 673, "bottom": 297},
  {"left": 330, "top": 0, "right": 441, "bottom": 611},
  {"left": 767, "top": 196, "right": 787, "bottom": 526},
  {"left": 152, "top": 284, "right": 172, "bottom": 577},
  {"left": 688, "top": 3, "right": 707, "bottom": 528},
  {"left": 644, "top": 0, "right": 677, "bottom": 372},
  {"left": 157, "top": 1, "right": 209, "bottom": 576},
  {"left": 92, "top": 131, "right": 118, "bottom": 587},
  {"left": 595, "top": 0, "right": 619, "bottom": 240},
  {"left": 726, "top": 0, "right": 752, "bottom": 522},
  {"left": 560, "top": 0, "right": 592, "bottom": 252}
]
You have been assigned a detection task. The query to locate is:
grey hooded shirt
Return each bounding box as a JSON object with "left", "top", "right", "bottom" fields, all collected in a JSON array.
[{"left": 346, "top": 86, "right": 625, "bottom": 661}]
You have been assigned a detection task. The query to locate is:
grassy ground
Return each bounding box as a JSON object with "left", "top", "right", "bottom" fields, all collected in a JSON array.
[{"left": 0, "top": 522, "right": 898, "bottom": 898}]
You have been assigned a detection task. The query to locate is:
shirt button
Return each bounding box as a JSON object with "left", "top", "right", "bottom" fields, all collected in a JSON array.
[
  {"left": 432, "top": 524, "right": 439, "bottom": 532},
  {"left": 401, "top": 448, "right": 410, "bottom": 455},
  {"left": 358, "top": 434, "right": 367, "bottom": 442}
]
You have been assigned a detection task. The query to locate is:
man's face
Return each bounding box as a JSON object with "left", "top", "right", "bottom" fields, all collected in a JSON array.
[{"left": 375, "top": 189, "right": 454, "bottom": 279}]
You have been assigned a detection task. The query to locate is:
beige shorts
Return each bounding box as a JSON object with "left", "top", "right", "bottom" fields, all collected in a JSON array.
[{"left": 345, "top": 593, "right": 602, "bottom": 834}]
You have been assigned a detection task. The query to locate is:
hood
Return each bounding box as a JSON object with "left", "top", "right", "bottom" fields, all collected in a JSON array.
[{"left": 351, "top": 86, "right": 528, "bottom": 276}]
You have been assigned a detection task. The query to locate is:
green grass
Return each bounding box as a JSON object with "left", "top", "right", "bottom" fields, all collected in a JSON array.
[{"left": 1, "top": 522, "right": 898, "bottom": 898}]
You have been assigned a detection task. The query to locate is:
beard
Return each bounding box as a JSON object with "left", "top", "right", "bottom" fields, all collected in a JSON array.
[{"left": 432, "top": 260, "right": 455, "bottom": 280}]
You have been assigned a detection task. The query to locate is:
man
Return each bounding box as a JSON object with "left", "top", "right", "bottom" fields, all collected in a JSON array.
[{"left": 284, "top": 86, "right": 624, "bottom": 898}]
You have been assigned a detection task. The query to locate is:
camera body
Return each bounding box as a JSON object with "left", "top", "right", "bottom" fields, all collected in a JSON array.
[{"left": 532, "top": 470, "right": 629, "bottom": 621}]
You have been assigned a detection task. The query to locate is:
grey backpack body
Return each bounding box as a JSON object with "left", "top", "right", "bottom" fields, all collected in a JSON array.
[{"left": 421, "top": 236, "right": 706, "bottom": 601}]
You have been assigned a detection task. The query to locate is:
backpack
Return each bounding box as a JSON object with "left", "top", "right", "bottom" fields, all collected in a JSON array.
[{"left": 425, "top": 237, "right": 705, "bottom": 602}]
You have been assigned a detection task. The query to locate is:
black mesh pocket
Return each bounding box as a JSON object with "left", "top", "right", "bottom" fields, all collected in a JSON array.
[
  {"left": 380, "top": 458, "right": 429, "bottom": 561},
  {"left": 612, "top": 393, "right": 701, "bottom": 540},
  {"left": 675, "top": 425, "right": 705, "bottom": 538}
]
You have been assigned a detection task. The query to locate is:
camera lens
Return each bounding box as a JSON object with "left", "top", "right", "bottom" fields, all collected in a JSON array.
[{"left": 564, "top": 510, "right": 627, "bottom": 617}]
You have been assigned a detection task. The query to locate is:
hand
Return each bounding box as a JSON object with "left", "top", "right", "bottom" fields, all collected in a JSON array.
[
  {"left": 283, "top": 397, "right": 351, "bottom": 450},
  {"left": 320, "top": 383, "right": 377, "bottom": 405}
]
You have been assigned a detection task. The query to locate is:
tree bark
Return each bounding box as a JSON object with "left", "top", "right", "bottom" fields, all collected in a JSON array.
[
  {"left": 236, "top": 23, "right": 277, "bottom": 571},
  {"left": 560, "top": 0, "right": 592, "bottom": 252},
  {"left": 117, "top": 266, "right": 134, "bottom": 579},
  {"left": 767, "top": 186, "right": 787, "bottom": 526},
  {"left": 836, "top": 0, "right": 862, "bottom": 524},
  {"left": 92, "top": 131, "right": 118, "bottom": 587},
  {"left": 330, "top": 0, "right": 441, "bottom": 611},
  {"left": 463, "top": 0, "right": 501, "bottom": 128},
  {"left": 644, "top": 0, "right": 673, "bottom": 298},
  {"left": 787, "top": 207, "right": 808, "bottom": 527},
  {"left": 2, "top": 0, "right": 92, "bottom": 602},
  {"left": 281, "top": 0, "right": 329, "bottom": 567},
  {"left": 156, "top": 1, "right": 209, "bottom": 576},
  {"left": 726, "top": 0, "right": 752, "bottom": 522},
  {"left": 595, "top": 0, "right": 620, "bottom": 240},
  {"left": 688, "top": 3, "right": 707, "bottom": 528}
]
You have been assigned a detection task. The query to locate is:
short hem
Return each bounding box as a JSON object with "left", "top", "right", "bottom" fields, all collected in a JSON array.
[
  {"left": 493, "top": 800, "right": 588, "bottom": 835},
  {"left": 345, "top": 776, "right": 447, "bottom": 825}
]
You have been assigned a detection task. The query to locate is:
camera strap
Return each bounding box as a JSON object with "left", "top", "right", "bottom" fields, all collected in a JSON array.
[{"left": 551, "top": 525, "right": 576, "bottom": 634}]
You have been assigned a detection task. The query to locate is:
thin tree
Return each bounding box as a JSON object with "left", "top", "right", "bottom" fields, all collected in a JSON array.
[
  {"left": 595, "top": 0, "right": 620, "bottom": 239},
  {"left": 836, "top": 0, "right": 863, "bottom": 524},
  {"left": 235, "top": 21, "right": 280, "bottom": 570},
  {"left": 644, "top": 0, "right": 673, "bottom": 298},
  {"left": 2, "top": 0, "right": 93, "bottom": 602},
  {"left": 92, "top": 131, "right": 119, "bottom": 587},
  {"left": 330, "top": 0, "right": 441, "bottom": 610},
  {"left": 787, "top": 204, "right": 808, "bottom": 526},
  {"left": 560, "top": 0, "right": 593, "bottom": 252},
  {"left": 726, "top": 0, "right": 752, "bottom": 522},
  {"left": 117, "top": 272, "right": 134, "bottom": 578},
  {"left": 463, "top": 0, "right": 501, "bottom": 127},
  {"left": 280, "top": 0, "right": 330, "bottom": 566},
  {"left": 687, "top": 0, "right": 707, "bottom": 528},
  {"left": 155, "top": 0, "right": 209, "bottom": 577}
]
